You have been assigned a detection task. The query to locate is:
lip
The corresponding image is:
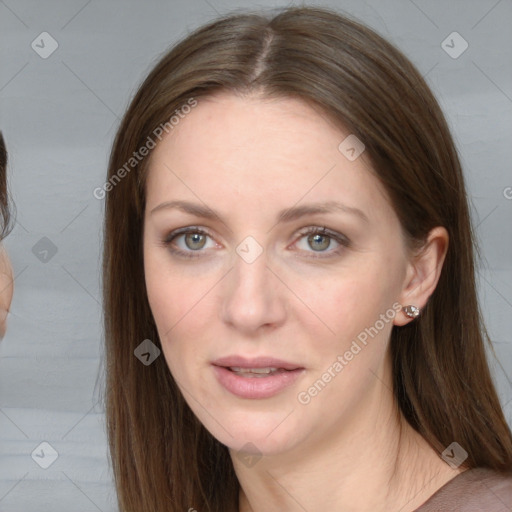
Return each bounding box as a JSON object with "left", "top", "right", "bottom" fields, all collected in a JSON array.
[
  {"left": 212, "top": 355, "right": 303, "bottom": 371},
  {"left": 211, "top": 355, "right": 305, "bottom": 399},
  {"left": 212, "top": 366, "right": 305, "bottom": 399}
]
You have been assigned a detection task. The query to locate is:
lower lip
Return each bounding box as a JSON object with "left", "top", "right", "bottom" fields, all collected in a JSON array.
[{"left": 212, "top": 365, "right": 305, "bottom": 399}]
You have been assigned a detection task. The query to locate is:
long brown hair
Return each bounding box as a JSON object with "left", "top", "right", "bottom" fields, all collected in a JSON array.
[
  {"left": 0, "top": 132, "right": 14, "bottom": 240},
  {"left": 102, "top": 6, "right": 512, "bottom": 511}
]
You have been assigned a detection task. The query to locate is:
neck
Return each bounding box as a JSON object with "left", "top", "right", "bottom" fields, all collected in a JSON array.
[{"left": 231, "top": 364, "right": 462, "bottom": 512}]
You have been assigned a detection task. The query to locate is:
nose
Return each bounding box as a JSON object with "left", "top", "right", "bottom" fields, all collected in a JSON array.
[{"left": 221, "top": 247, "right": 286, "bottom": 335}]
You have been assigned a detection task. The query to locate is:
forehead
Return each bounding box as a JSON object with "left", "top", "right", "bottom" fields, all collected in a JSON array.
[{"left": 144, "top": 92, "right": 390, "bottom": 222}]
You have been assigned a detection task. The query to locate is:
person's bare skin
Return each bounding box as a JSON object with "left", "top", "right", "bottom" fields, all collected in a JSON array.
[
  {"left": 0, "top": 130, "right": 13, "bottom": 339},
  {"left": 143, "top": 92, "right": 463, "bottom": 512},
  {"left": 0, "top": 245, "right": 13, "bottom": 338}
]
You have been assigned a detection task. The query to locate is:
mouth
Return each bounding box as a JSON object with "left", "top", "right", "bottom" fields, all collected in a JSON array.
[
  {"left": 211, "top": 356, "right": 305, "bottom": 399},
  {"left": 224, "top": 366, "right": 292, "bottom": 378},
  {"left": 212, "top": 355, "right": 303, "bottom": 371}
]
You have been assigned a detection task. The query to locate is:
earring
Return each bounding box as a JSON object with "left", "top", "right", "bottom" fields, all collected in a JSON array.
[{"left": 403, "top": 305, "right": 420, "bottom": 319}]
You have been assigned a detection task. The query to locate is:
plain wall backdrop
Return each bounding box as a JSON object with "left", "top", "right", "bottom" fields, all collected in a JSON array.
[{"left": 1, "top": 0, "right": 511, "bottom": 510}]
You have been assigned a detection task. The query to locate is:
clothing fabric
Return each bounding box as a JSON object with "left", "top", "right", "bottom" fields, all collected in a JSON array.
[{"left": 414, "top": 467, "right": 512, "bottom": 511}]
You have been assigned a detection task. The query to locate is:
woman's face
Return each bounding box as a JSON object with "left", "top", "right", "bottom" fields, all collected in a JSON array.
[{"left": 143, "top": 92, "right": 413, "bottom": 455}]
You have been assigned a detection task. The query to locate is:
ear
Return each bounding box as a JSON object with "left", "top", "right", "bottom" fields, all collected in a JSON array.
[{"left": 394, "top": 226, "right": 449, "bottom": 326}]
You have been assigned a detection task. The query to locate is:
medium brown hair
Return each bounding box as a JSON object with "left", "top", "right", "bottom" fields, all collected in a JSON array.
[
  {"left": 102, "top": 6, "right": 512, "bottom": 511},
  {"left": 0, "top": 131, "right": 13, "bottom": 240}
]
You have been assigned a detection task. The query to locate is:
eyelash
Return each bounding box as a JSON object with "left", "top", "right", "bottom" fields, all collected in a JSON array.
[{"left": 161, "top": 226, "right": 351, "bottom": 260}]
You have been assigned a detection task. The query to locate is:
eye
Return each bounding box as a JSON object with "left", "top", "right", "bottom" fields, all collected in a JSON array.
[
  {"left": 181, "top": 232, "right": 208, "bottom": 250},
  {"left": 161, "top": 225, "right": 350, "bottom": 260},
  {"left": 162, "top": 227, "right": 218, "bottom": 259},
  {"left": 293, "top": 226, "right": 350, "bottom": 258}
]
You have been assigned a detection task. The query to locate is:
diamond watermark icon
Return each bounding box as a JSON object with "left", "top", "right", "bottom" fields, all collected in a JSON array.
[
  {"left": 338, "top": 134, "right": 365, "bottom": 161},
  {"left": 134, "top": 339, "right": 161, "bottom": 366},
  {"left": 31, "top": 441, "right": 59, "bottom": 469},
  {"left": 32, "top": 236, "right": 58, "bottom": 263},
  {"left": 236, "top": 236, "right": 263, "bottom": 264},
  {"left": 31, "top": 32, "right": 59, "bottom": 59},
  {"left": 441, "top": 441, "right": 468, "bottom": 469},
  {"left": 441, "top": 32, "right": 468, "bottom": 59},
  {"left": 236, "top": 442, "right": 262, "bottom": 468}
]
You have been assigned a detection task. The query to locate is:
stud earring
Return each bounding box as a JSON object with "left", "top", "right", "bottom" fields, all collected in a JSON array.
[{"left": 403, "top": 305, "right": 420, "bottom": 319}]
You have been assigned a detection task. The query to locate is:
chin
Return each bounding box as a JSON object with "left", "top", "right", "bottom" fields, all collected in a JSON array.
[{"left": 195, "top": 406, "right": 305, "bottom": 456}]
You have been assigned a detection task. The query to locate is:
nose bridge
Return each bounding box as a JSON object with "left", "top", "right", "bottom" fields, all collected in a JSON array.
[{"left": 221, "top": 240, "right": 285, "bottom": 332}]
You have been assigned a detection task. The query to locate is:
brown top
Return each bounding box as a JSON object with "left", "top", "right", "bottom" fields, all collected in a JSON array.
[{"left": 414, "top": 467, "right": 512, "bottom": 511}]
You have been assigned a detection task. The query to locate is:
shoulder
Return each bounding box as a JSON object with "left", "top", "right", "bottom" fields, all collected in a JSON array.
[{"left": 415, "top": 467, "right": 512, "bottom": 511}]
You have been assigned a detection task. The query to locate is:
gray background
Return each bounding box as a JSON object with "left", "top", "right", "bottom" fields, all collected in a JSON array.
[{"left": 0, "top": 0, "right": 511, "bottom": 510}]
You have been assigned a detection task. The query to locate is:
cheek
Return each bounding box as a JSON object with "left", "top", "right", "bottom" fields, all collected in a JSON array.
[
  {"left": 291, "top": 269, "right": 400, "bottom": 411},
  {"left": 144, "top": 245, "right": 202, "bottom": 330},
  {"left": 297, "top": 262, "right": 398, "bottom": 342},
  {"left": 143, "top": 252, "right": 216, "bottom": 375}
]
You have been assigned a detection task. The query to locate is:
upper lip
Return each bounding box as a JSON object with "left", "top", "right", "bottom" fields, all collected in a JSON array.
[{"left": 212, "top": 355, "right": 303, "bottom": 371}]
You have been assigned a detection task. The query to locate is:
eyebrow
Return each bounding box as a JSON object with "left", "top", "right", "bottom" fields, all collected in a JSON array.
[{"left": 150, "top": 199, "right": 369, "bottom": 224}]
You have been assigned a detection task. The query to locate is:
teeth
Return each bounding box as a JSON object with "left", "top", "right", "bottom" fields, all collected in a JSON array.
[{"left": 229, "top": 367, "right": 279, "bottom": 374}]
